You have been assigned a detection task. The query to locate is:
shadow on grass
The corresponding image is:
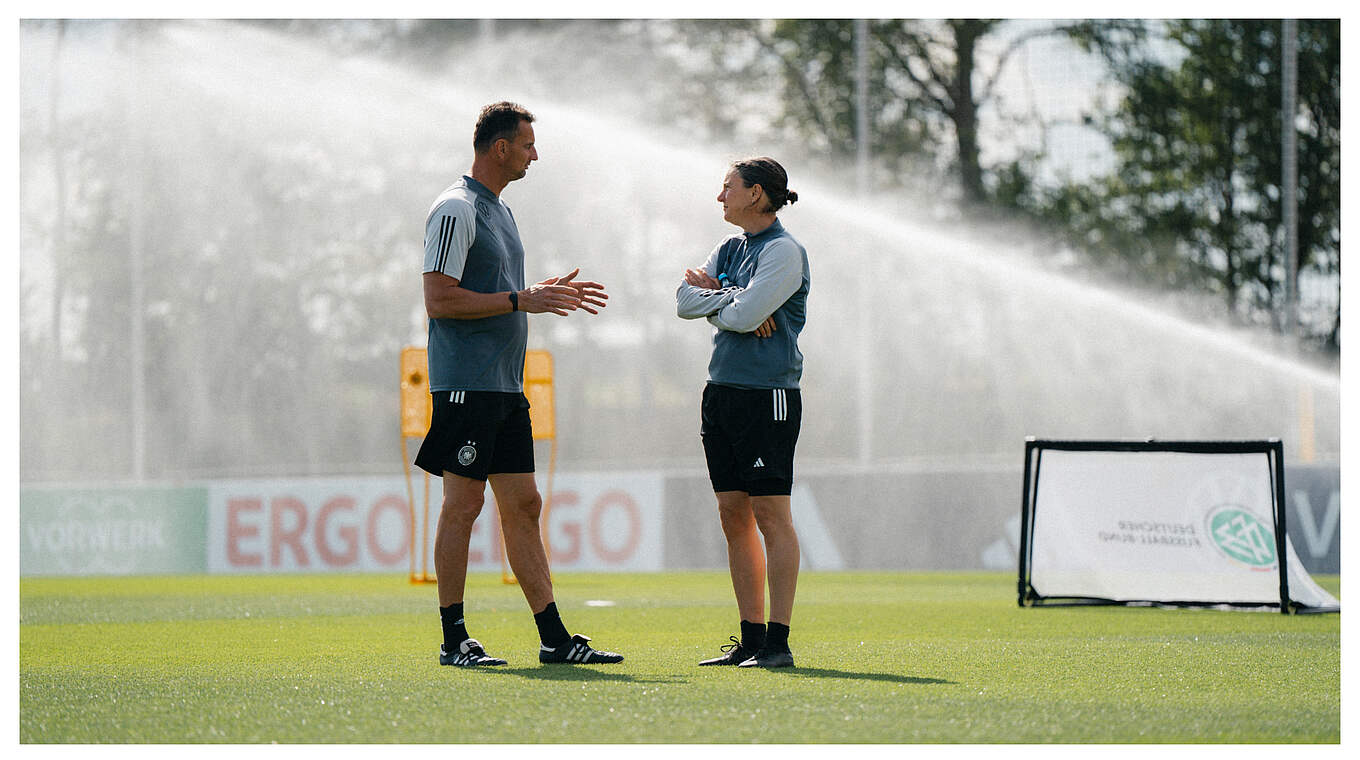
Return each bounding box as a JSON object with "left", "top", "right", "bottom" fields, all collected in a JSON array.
[
  {"left": 488, "top": 667, "right": 690, "bottom": 684},
  {"left": 462, "top": 666, "right": 941, "bottom": 686},
  {"left": 771, "top": 667, "right": 951, "bottom": 685}
]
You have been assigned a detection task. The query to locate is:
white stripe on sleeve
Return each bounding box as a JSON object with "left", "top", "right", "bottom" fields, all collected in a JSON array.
[{"left": 423, "top": 198, "right": 477, "bottom": 279}]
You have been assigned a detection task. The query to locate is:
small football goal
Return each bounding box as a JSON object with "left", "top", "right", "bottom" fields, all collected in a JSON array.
[{"left": 1018, "top": 439, "right": 1338, "bottom": 613}]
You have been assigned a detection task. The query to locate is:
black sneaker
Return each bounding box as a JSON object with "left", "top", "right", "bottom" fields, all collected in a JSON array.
[
  {"left": 737, "top": 647, "right": 794, "bottom": 668},
  {"left": 439, "top": 638, "right": 508, "bottom": 667},
  {"left": 538, "top": 633, "right": 624, "bottom": 664},
  {"left": 699, "top": 636, "right": 758, "bottom": 666}
]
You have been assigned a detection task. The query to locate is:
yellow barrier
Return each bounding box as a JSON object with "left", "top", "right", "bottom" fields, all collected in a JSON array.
[
  {"left": 400, "top": 347, "right": 435, "bottom": 584},
  {"left": 523, "top": 349, "right": 558, "bottom": 585},
  {"left": 400, "top": 347, "right": 556, "bottom": 586}
]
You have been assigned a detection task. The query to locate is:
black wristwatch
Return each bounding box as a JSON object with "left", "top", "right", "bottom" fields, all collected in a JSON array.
[{"left": 508, "top": 290, "right": 519, "bottom": 311}]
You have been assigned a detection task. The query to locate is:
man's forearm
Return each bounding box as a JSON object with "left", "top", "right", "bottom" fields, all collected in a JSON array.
[{"left": 426, "top": 286, "right": 516, "bottom": 319}]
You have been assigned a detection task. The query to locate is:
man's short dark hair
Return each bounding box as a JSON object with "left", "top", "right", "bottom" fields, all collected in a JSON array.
[{"left": 473, "top": 102, "right": 535, "bottom": 154}]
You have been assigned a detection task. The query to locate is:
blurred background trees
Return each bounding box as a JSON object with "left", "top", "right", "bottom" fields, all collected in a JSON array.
[
  {"left": 19, "top": 18, "right": 1340, "bottom": 482},
  {"left": 1008, "top": 19, "right": 1340, "bottom": 351},
  {"left": 657, "top": 18, "right": 1339, "bottom": 352}
]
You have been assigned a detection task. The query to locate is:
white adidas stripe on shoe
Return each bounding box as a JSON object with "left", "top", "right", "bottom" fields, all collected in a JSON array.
[
  {"left": 439, "top": 638, "right": 507, "bottom": 667},
  {"left": 539, "top": 633, "right": 624, "bottom": 664}
]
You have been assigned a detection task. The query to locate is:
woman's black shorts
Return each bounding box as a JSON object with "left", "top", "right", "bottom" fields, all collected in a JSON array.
[{"left": 700, "top": 383, "right": 802, "bottom": 496}]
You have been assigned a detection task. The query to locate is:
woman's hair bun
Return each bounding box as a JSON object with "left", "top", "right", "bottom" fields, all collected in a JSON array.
[{"left": 732, "top": 157, "right": 796, "bottom": 213}]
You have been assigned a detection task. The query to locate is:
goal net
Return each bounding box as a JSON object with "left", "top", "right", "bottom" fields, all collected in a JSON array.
[{"left": 1018, "top": 439, "right": 1338, "bottom": 613}]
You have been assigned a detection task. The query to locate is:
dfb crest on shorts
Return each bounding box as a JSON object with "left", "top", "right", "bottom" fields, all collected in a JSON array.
[{"left": 457, "top": 444, "right": 478, "bottom": 466}]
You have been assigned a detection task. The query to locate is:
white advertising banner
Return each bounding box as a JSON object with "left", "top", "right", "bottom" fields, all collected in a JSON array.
[
  {"left": 207, "top": 472, "right": 664, "bottom": 574},
  {"left": 1032, "top": 450, "right": 1290, "bottom": 605}
]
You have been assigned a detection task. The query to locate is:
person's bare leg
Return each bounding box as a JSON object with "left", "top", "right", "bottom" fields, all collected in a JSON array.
[
  {"left": 751, "top": 494, "right": 799, "bottom": 626},
  {"left": 491, "top": 472, "right": 625, "bottom": 663},
  {"left": 487, "top": 472, "right": 554, "bottom": 612},
  {"left": 434, "top": 472, "right": 487, "bottom": 608},
  {"left": 716, "top": 490, "right": 766, "bottom": 624}
]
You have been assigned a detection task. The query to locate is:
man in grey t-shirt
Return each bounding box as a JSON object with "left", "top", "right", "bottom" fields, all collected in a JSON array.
[{"left": 416, "top": 102, "right": 622, "bottom": 667}]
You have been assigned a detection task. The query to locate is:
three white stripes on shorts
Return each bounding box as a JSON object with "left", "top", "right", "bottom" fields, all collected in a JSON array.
[{"left": 450, "top": 391, "right": 465, "bottom": 404}]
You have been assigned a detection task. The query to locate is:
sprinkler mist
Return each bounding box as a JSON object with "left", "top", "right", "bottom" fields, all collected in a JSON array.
[{"left": 21, "top": 20, "right": 1338, "bottom": 482}]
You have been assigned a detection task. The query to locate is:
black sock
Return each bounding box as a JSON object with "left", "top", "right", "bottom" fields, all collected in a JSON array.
[
  {"left": 766, "top": 621, "right": 791, "bottom": 652},
  {"left": 740, "top": 619, "right": 767, "bottom": 650},
  {"left": 534, "top": 602, "right": 571, "bottom": 648},
  {"left": 440, "top": 602, "right": 468, "bottom": 649}
]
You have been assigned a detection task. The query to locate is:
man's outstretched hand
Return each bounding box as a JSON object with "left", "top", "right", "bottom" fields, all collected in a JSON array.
[
  {"left": 520, "top": 268, "right": 609, "bottom": 316},
  {"left": 551, "top": 268, "right": 609, "bottom": 315}
]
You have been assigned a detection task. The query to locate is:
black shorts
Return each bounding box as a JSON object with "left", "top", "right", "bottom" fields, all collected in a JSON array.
[
  {"left": 700, "top": 383, "right": 802, "bottom": 497},
  {"left": 414, "top": 391, "right": 535, "bottom": 481}
]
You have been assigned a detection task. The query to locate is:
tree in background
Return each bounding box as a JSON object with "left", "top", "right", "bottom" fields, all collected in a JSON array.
[
  {"left": 20, "top": 19, "right": 1340, "bottom": 482},
  {"left": 673, "top": 19, "right": 1095, "bottom": 205},
  {"left": 1018, "top": 19, "right": 1340, "bottom": 350},
  {"left": 20, "top": 20, "right": 439, "bottom": 480},
  {"left": 669, "top": 18, "right": 1338, "bottom": 353}
]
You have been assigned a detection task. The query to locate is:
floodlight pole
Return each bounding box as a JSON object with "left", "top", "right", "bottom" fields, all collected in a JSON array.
[
  {"left": 854, "top": 18, "right": 874, "bottom": 465},
  {"left": 49, "top": 21, "right": 67, "bottom": 366},
  {"left": 127, "top": 23, "right": 148, "bottom": 482},
  {"left": 1281, "top": 19, "right": 1298, "bottom": 337},
  {"left": 856, "top": 19, "right": 869, "bottom": 195}
]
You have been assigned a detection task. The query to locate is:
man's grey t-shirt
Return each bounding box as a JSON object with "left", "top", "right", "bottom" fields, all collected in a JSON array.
[{"left": 422, "top": 175, "right": 528, "bottom": 393}]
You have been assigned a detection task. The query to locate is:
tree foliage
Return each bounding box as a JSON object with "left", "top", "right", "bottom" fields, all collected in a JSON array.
[
  {"left": 669, "top": 18, "right": 1338, "bottom": 350},
  {"left": 19, "top": 19, "right": 1341, "bottom": 482},
  {"left": 676, "top": 20, "right": 1112, "bottom": 204},
  {"left": 688, "top": 19, "right": 1035, "bottom": 202},
  {"left": 1025, "top": 19, "right": 1340, "bottom": 348}
]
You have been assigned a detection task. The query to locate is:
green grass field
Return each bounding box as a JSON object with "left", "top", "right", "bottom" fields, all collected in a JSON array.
[{"left": 19, "top": 571, "right": 1339, "bottom": 744}]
